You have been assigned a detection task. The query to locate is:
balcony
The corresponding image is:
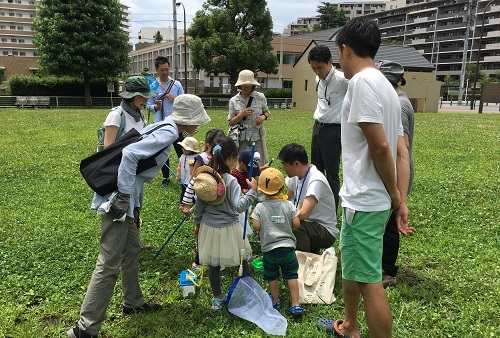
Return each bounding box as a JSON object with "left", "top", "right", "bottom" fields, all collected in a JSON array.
[
  {"left": 0, "top": 17, "right": 32, "bottom": 24},
  {"left": 483, "top": 55, "right": 500, "bottom": 62},
  {"left": 0, "top": 42, "right": 35, "bottom": 49},
  {"left": 0, "top": 4, "right": 36, "bottom": 10},
  {"left": 411, "top": 38, "right": 427, "bottom": 44},
  {"left": 414, "top": 17, "right": 429, "bottom": 24},
  {"left": 484, "top": 42, "right": 500, "bottom": 50},
  {"left": 487, "top": 31, "right": 500, "bottom": 38},
  {"left": 0, "top": 29, "right": 35, "bottom": 36}
]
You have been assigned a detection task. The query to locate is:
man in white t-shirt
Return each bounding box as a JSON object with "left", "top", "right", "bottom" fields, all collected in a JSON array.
[
  {"left": 278, "top": 143, "right": 338, "bottom": 254},
  {"left": 316, "top": 18, "right": 411, "bottom": 338}
]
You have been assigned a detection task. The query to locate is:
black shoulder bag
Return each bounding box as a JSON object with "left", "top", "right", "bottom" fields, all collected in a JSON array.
[{"left": 80, "top": 123, "right": 170, "bottom": 196}]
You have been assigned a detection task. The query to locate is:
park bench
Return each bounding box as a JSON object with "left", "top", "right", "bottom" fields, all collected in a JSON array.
[{"left": 16, "top": 96, "right": 51, "bottom": 108}]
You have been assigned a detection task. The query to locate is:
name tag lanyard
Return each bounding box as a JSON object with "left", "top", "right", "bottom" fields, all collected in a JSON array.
[{"left": 294, "top": 165, "right": 311, "bottom": 208}]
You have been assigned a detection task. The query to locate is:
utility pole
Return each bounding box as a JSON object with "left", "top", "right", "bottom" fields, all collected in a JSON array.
[
  {"left": 458, "top": 0, "right": 475, "bottom": 105},
  {"left": 172, "top": 0, "right": 179, "bottom": 80}
]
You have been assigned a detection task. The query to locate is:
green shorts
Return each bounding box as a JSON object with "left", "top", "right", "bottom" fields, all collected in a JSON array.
[
  {"left": 262, "top": 247, "right": 299, "bottom": 281},
  {"left": 339, "top": 208, "right": 391, "bottom": 283}
]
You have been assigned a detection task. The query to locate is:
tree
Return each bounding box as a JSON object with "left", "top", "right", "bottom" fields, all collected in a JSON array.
[
  {"left": 187, "top": 0, "right": 278, "bottom": 95},
  {"left": 33, "top": 0, "right": 130, "bottom": 107},
  {"left": 153, "top": 30, "right": 163, "bottom": 43},
  {"left": 317, "top": 1, "right": 347, "bottom": 30}
]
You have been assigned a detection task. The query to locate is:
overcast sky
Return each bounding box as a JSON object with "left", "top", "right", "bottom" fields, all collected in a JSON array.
[{"left": 121, "top": 0, "right": 325, "bottom": 44}]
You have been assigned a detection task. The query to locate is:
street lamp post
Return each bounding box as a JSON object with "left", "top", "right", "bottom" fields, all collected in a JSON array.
[
  {"left": 172, "top": 0, "right": 179, "bottom": 80},
  {"left": 176, "top": 2, "right": 188, "bottom": 93},
  {"left": 470, "top": 0, "right": 494, "bottom": 110}
]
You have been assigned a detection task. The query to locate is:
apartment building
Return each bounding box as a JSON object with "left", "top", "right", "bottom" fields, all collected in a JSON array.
[
  {"left": 0, "top": 0, "right": 132, "bottom": 80},
  {"left": 283, "top": 1, "right": 387, "bottom": 36},
  {"left": 0, "top": 0, "right": 37, "bottom": 58},
  {"left": 363, "top": 0, "right": 500, "bottom": 79},
  {"left": 128, "top": 34, "right": 311, "bottom": 91}
]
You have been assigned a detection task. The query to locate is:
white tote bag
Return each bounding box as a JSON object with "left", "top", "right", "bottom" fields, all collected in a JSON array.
[{"left": 296, "top": 247, "right": 338, "bottom": 304}]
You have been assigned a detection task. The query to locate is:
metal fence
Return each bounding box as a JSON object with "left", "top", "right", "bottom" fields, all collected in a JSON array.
[{"left": 0, "top": 96, "right": 293, "bottom": 109}]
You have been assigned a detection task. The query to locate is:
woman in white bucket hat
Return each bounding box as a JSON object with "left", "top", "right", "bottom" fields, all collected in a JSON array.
[{"left": 227, "top": 70, "right": 270, "bottom": 164}]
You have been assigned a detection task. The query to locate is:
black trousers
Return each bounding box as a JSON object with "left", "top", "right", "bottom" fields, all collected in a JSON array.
[
  {"left": 311, "top": 122, "right": 341, "bottom": 209},
  {"left": 161, "top": 133, "right": 184, "bottom": 179},
  {"left": 382, "top": 212, "right": 400, "bottom": 277}
]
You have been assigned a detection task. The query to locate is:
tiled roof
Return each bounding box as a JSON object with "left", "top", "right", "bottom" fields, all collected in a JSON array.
[{"left": 306, "top": 40, "right": 435, "bottom": 71}]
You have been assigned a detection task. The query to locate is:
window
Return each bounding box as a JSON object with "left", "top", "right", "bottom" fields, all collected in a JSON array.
[
  {"left": 0, "top": 12, "right": 4, "bottom": 16},
  {"left": 12, "top": 51, "right": 18, "bottom": 56},
  {"left": 0, "top": 25, "right": 4, "bottom": 29},
  {"left": 9, "top": 13, "right": 14, "bottom": 17},
  {"left": 11, "top": 38, "right": 16, "bottom": 42},
  {"left": 304, "top": 79, "right": 308, "bottom": 91},
  {"left": 17, "top": 26, "right": 23, "bottom": 30},
  {"left": 1, "top": 38, "right": 6, "bottom": 42},
  {"left": 18, "top": 39, "right": 24, "bottom": 43},
  {"left": 19, "top": 51, "right": 25, "bottom": 56},
  {"left": 16, "top": 13, "right": 22, "bottom": 17},
  {"left": 10, "top": 25, "right": 15, "bottom": 30},
  {"left": 2, "top": 51, "right": 7, "bottom": 55}
]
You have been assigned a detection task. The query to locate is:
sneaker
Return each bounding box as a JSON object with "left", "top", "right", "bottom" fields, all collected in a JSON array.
[
  {"left": 269, "top": 294, "right": 281, "bottom": 310},
  {"left": 285, "top": 305, "right": 303, "bottom": 317},
  {"left": 382, "top": 274, "right": 397, "bottom": 288},
  {"left": 67, "top": 326, "right": 97, "bottom": 338},
  {"left": 211, "top": 294, "right": 227, "bottom": 310},
  {"left": 161, "top": 178, "right": 171, "bottom": 186},
  {"left": 122, "top": 303, "right": 162, "bottom": 315}
]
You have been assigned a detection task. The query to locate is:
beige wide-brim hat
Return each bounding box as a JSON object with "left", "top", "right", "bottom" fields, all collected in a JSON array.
[
  {"left": 171, "top": 94, "right": 211, "bottom": 126},
  {"left": 178, "top": 136, "right": 200, "bottom": 153},
  {"left": 193, "top": 166, "right": 226, "bottom": 205},
  {"left": 235, "top": 70, "right": 260, "bottom": 87}
]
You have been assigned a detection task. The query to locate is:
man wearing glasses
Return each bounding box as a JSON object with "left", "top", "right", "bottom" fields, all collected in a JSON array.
[
  {"left": 146, "top": 56, "right": 184, "bottom": 186},
  {"left": 308, "top": 45, "right": 348, "bottom": 210}
]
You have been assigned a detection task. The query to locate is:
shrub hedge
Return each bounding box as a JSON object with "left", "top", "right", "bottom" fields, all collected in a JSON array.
[{"left": 9, "top": 76, "right": 116, "bottom": 96}]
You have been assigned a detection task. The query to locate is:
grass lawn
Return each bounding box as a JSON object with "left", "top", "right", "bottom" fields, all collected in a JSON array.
[{"left": 0, "top": 108, "right": 498, "bottom": 337}]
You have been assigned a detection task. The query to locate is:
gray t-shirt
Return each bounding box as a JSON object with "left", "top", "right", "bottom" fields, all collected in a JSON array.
[
  {"left": 399, "top": 92, "right": 415, "bottom": 194},
  {"left": 251, "top": 199, "right": 299, "bottom": 252}
]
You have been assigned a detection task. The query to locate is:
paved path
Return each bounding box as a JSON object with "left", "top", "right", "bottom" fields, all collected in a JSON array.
[{"left": 437, "top": 101, "right": 500, "bottom": 114}]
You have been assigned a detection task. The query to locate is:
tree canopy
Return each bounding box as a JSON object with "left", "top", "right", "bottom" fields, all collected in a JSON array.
[
  {"left": 33, "top": 0, "right": 130, "bottom": 106},
  {"left": 153, "top": 31, "right": 163, "bottom": 43},
  {"left": 187, "top": 0, "right": 278, "bottom": 94},
  {"left": 317, "top": 1, "right": 347, "bottom": 29}
]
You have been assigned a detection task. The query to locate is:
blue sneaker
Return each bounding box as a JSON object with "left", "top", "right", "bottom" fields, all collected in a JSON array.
[
  {"left": 211, "top": 294, "right": 227, "bottom": 310},
  {"left": 268, "top": 294, "right": 281, "bottom": 310},
  {"left": 285, "top": 305, "right": 303, "bottom": 317}
]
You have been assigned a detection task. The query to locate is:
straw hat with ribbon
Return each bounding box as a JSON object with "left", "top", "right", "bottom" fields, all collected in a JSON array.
[{"left": 193, "top": 166, "right": 226, "bottom": 205}]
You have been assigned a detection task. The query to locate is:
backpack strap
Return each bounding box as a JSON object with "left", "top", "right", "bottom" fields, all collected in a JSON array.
[{"left": 113, "top": 106, "right": 126, "bottom": 140}]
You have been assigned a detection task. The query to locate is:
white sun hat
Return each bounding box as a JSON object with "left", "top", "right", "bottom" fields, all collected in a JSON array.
[{"left": 235, "top": 70, "right": 260, "bottom": 87}]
